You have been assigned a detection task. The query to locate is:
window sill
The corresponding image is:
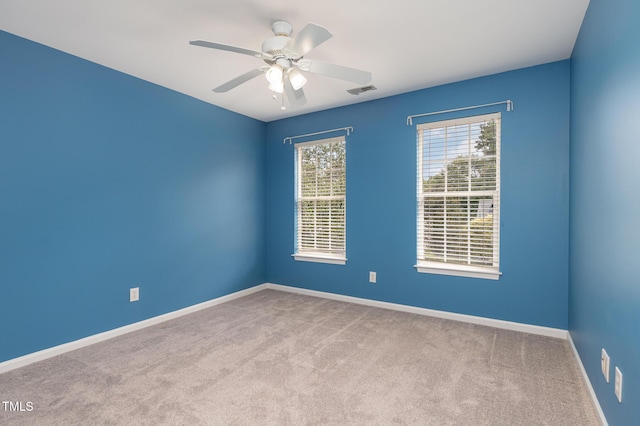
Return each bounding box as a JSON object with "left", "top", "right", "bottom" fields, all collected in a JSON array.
[
  {"left": 293, "top": 254, "right": 347, "bottom": 265},
  {"left": 415, "top": 262, "right": 501, "bottom": 280}
]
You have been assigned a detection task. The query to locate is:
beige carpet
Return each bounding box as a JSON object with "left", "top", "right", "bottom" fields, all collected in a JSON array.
[{"left": 0, "top": 289, "right": 599, "bottom": 425}]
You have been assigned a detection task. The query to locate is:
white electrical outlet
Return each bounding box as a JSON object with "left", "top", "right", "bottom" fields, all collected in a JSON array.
[
  {"left": 130, "top": 287, "right": 139, "bottom": 302},
  {"left": 369, "top": 271, "right": 376, "bottom": 283},
  {"left": 601, "top": 348, "right": 610, "bottom": 383},
  {"left": 614, "top": 367, "right": 623, "bottom": 403}
]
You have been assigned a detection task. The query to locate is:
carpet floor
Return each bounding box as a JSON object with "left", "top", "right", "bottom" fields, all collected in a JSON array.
[{"left": 0, "top": 289, "right": 600, "bottom": 425}]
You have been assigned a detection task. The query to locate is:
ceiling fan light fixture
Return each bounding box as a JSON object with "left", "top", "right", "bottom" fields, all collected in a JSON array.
[
  {"left": 268, "top": 81, "right": 284, "bottom": 94},
  {"left": 288, "top": 68, "right": 307, "bottom": 90},
  {"left": 265, "top": 64, "right": 284, "bottom": 86}
]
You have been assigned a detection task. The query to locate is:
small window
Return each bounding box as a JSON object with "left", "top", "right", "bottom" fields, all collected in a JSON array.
[
  {"left": 293, "top": 137, "right": 346, "bottom": 264},
  {"left": 416, "top": 113, "right": 501, "bottom": 280}
]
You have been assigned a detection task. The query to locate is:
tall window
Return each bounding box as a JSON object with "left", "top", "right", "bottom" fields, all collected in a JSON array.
[
  {"left": 416, "top": 113, "right": 501, "bottom": 280},
  {"left": 294, "top": 136, "right": 346, "bottom": 264}
]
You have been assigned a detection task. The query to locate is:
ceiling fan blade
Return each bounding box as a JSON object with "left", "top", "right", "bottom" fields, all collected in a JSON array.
[
  {"left": 284, "top": 76, "right": 307, "bottom": 108},
  {"left": 190, "top": 40, "right": 270, "bottom": 59},
  {"left": 213, "top": 68, "right": 265, "bottom": 93},
  {"left": 284, "top": 23, "right": 332, "bottom": 58},
  {"left": 303, "top": 60, "right": 372, "bottom": 85}
]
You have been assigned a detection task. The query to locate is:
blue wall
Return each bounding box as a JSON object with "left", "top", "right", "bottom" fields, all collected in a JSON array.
[
  {"left": 570, "top": 0, "right": 640, "bottom": 424},
  {"left": 0, "top": 31, "right": 266, "bottom": 362},
  {"left": 5, "top": 7, "right": 636, "bottom": 421},
  {"left": 266, "top": 61, "right": 571, "bottom": 329}
]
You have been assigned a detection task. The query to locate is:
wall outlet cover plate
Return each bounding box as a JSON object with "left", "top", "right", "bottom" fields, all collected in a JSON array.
[
  {"left": 614, "top": 367, "right": 623, "bottom": 403},
  {"left": 601, "top": 348, "right": 610, "bottom": 383}
]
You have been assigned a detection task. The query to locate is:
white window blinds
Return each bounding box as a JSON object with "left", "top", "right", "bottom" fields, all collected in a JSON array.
[
  {"left": 294, "top": 136, "right": 346, "bottom": 264},
  {"left": 416, "top": 113, "right": 501, "bottom": 279}
]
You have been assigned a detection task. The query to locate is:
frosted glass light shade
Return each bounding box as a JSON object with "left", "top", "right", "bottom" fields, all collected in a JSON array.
[
  {"left": 265, "top": 65, "right": 283, "bottom": 85},
  {"left": 288, "top": 68, "right": 307, "bottom": 90},
  {"left": 268, "top": 81, "right": 284, "bottom": 93}
]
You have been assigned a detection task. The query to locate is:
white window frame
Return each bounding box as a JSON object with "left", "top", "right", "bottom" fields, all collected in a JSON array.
[
  {"left": 293, "top": 136, "right": 347, "bottom": 265},
  {"left": 415, "top": 113, "right": 501, "bottom": 280}
]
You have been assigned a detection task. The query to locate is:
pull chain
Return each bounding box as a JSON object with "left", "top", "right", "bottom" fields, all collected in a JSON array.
[{"left": 280, "top": 75, "right": 286, "bottom": 111}]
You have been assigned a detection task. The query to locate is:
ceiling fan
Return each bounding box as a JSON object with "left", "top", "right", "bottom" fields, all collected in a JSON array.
[{"left": 190, "top": 21, "right": 372, "bottom": 110}]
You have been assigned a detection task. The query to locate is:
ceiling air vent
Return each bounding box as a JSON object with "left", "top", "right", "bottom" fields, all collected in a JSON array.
[{"left": 347, "top": 85, "right": 377, "bottom": 95}]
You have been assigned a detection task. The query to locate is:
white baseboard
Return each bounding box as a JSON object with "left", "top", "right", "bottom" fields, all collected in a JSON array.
[
  {"left": 568, "top": 333, "right": 608, "bottom": 426},
  {"left": 265, "top": 283, "right": 569, "bottom": 339},
  {"left": 0, "top": 284, "right": 268, "bottom": 374},
  {"left": 0, "top": 282, "right": 570, "bottom": 376}
]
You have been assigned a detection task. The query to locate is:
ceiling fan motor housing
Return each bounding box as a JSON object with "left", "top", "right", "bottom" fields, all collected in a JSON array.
[
  {"left": 262, "top": 36, "right": 289, "bottom": 61},
  {"left": 262, "top": 21, "right": 299, "bottom": 65}
]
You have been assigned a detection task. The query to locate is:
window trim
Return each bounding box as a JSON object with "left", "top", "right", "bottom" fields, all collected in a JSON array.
[
  {"left": 293, "top": 253, "right": 347, "bottom": 265},
  {"left": 293, "top": 136, "right": 347, "bottom": 265},
  {"left": 414, "top": 262, "right": 501, "bottom": 280},
  {"left": 416, "top": 112, "right": 501, "bottom": 280}
]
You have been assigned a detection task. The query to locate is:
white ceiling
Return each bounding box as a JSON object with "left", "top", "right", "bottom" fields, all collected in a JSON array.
[{"left": 0, "top": 0, "right": 589, "bottom": 122}]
